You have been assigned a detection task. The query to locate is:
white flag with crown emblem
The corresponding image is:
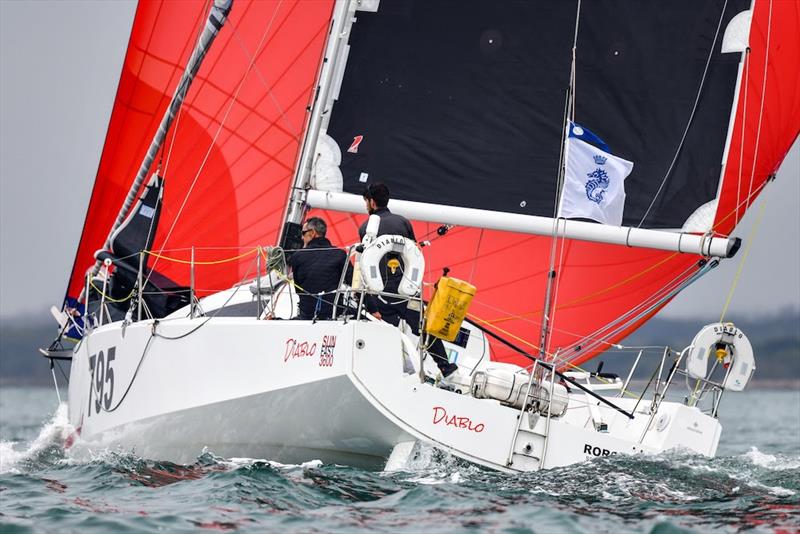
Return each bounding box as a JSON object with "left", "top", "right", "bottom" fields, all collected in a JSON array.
[{"left": 557, "top": 122, "right": 634, "bottom": 226}]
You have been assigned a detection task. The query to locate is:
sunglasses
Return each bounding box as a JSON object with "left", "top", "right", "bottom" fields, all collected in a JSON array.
[{"left": 301, "top": 228, "right": 314, "bottom": 236}]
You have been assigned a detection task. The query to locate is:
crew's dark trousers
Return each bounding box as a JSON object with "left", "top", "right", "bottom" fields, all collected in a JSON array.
[{"left": 377, "top": 275, "right": 458, "bottom": 377}]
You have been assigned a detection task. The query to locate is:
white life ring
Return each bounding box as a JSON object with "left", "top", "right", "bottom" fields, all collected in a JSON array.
[
  {"left": 686, "top": 322, "right": 755, "bottom": 392},
  {"left": 359, "top": 234, "right": 424, "bottom": 297}
]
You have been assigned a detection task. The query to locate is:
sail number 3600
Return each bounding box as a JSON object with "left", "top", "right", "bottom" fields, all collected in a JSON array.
[{"left": 87, "top": 347, "right": 116, "bottom": 416}]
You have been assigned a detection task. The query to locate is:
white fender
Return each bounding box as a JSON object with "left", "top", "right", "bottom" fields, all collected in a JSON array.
[
  {"left": 686, "top": 322, "right": 755, "bottom": 391},
  {"left": 359, "top": 234, "right": 424, "bottom": 297}
]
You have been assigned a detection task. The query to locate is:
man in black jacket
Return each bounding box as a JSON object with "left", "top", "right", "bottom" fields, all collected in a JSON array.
[
  {"left": 359, "top": 183, "right": 458, "bottom": 378},
  {"left": 359, "top": 183, "right": 416, "bottom": 243},
  {"left": 288, "top": 217, "right": 352, "bottom": 320}
]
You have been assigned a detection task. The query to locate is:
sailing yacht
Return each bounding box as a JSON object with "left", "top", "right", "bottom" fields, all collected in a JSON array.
[{"left": 44, "top": 0, "right": 799, "bottom": 471}]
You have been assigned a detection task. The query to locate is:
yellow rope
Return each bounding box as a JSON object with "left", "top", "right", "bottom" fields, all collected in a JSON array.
[
  {"left": 146, "top": 247, "right": 260, "bottom": 265},
  {"left": 89, "top": 280, "right": 135, "bottom": 303},
  {"left": 719, "top": 199, "right": 768, "bottom": 322},
  {"left": 467, "top": 312, "right": 544, "bottom": 354},
  {"left": 273, "top": 268, "right": 305, "bottom": 293}
]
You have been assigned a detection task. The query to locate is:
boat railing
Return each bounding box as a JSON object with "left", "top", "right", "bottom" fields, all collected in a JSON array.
[
  {"left": 637, "top": 347, "right": 687, "bottom": 443},
  {"left": 673, "top": 358, "right": 729, "bottom": 418},
  {"left": 81, "top": 243, "right": 427, "bottom": 329}
]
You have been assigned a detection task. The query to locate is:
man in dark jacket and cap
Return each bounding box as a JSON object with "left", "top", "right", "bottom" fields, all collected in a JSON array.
[
  {"left": 288, "top": 216, "right": 352, "bottom": 320},
  {"left": 359, "top": 182, "right": 458, "bottom": 378}
]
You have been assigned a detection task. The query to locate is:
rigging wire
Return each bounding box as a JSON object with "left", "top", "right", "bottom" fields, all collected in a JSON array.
[
  {"left": 744, "top": 0, "right": 773, "bottom": 213},
  {"left": 468, "top": 229, "right": 484, "bottom": 284},
  {"left": 142, "top": 0, "right": 213, "bottom": 283},
  {"left": 537, "top": 0, "right": 581, "bottom": 361},
  {"left": 466, "top": 256, "right": 700, "bottom": 356},
  {"left": 636, "top": 0, "right": 730, "bottom": 227},
  {"left": 151, "top": 0, "right": 285, "bottom": 269},
  {"left": 547, "top": 233, "right": 570, "bottom": 365},
  {"left": 568, "top": 0, "right": 581, "bottom": 122},
  {"left": 230, "top": 5, "right": 297, "bottom": 137}
]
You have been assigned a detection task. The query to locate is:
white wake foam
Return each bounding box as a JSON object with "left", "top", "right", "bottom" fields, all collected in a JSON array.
[
  {"left": 743, "top": 446, "right": 800, "bottom": 470},
  {"left": 0, "top": 403, "right": 72, "bottom": 474},
  {"left": 224, "top": 457, "right": 324, "bottom": 470}
]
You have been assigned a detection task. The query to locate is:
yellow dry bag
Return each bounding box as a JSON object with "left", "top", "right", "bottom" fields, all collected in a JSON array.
[{"left": 425, "top": 277, "right": 476, "bottom": 342}]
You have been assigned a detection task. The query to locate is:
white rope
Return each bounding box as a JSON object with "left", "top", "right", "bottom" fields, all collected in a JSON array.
[{"left": 637, "top": 0, "right": 729, "bottom": 228}]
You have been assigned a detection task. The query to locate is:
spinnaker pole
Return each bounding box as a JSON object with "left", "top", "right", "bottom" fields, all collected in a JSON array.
[
  {"left": 305, "top": 190, "right": 742, "bottom": 258},
  {"left": 88, "top": 0, "right": 233, "bottom": 282}
]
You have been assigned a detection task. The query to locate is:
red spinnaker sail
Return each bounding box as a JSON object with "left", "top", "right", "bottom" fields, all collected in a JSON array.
[
  {"left": 715, "top": 0, "right": 800, "bottom": 235},
  {"left": 66, "top": 0, "right": 334, "bottom": 300}
]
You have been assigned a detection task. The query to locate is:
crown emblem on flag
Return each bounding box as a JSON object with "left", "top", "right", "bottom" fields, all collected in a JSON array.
[{"left": 593, "top": 155, "right": 607, "bottom": 165}]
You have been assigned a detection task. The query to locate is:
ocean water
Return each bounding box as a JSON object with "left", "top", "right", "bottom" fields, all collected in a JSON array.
[{"left": 1, "top": 387, "right": 798, "bottom": 533}]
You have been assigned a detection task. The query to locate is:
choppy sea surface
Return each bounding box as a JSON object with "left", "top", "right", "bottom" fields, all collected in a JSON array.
[{"left": 1, "top": 387, "right": 798, "bottom": 533}]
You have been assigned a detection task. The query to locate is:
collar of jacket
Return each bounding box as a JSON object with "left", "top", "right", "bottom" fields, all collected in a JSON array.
[
  {"left": 372, "top": 207, "right": 391, "bottom": 216},
  {"left": 305, "top": 236, "right": 332, "bottom": 249}
]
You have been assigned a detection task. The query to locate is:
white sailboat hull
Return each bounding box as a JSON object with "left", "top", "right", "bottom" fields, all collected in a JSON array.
[{"left": 67, "top": 318, "right": 722, "bottom": 471}]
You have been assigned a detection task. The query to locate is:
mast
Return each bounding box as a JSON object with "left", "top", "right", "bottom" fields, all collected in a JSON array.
[
  {"left": 89, "top": 0, "right": 233, "bottom": 280},
  {"left": 279, "top": 0, "right": 363, "bottom": 251}
]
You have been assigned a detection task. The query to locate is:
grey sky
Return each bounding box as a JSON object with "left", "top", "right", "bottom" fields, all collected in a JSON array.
[{"left": 0, "top": 0, "right": 798, "bottom": 321}]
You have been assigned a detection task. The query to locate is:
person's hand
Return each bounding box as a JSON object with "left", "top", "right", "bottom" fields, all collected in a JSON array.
[{"left": 371, "top": 311, "right": 382, "bottom": 320}]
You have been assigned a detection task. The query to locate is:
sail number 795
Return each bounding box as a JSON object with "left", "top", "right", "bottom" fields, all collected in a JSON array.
[{"left": 87, "top": 347, "right": 116, "bottom": 416}]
